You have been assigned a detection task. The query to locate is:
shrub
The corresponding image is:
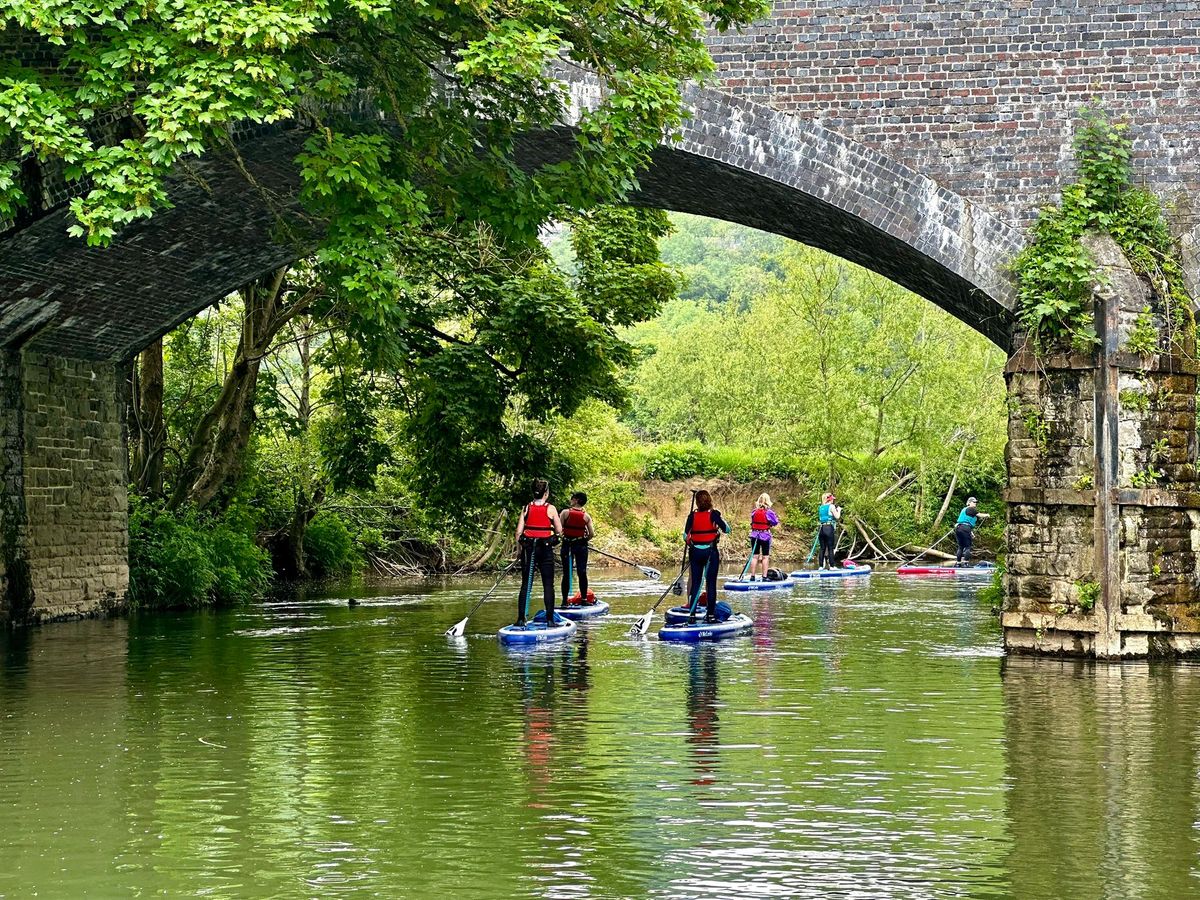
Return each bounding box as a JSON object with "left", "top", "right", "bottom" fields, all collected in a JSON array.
[
  {"left": 129, "top": 498, "right": 269, "bottom": 610},
  {"left": 643, "top": 444, "right": 711, "bottom": 480},
  {"left": 304, "top": 512, "right": 357, "bottom": 576}
]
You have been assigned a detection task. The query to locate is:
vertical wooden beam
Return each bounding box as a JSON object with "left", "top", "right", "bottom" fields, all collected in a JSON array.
[{"left": 1093, "top": 290, "right": 1122, "bottom": 657}]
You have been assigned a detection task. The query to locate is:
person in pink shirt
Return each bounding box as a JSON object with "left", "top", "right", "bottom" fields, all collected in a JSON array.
[{"left": 748, "top": 492, "right": 780, "bottom": 580}]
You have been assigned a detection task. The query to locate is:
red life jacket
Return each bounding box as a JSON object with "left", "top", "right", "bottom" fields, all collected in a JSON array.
[
  {"left": 688, "top": 509, "right": 720, "bottom": 544},
  {"left": 562, "top": 508, "right": 588, "bottom": 540},
  {"left": 750, "top": 508, "right": 772, "bottom": 533},
  {"left": 522, "top": 501, "right": 553, "bottom": 539}
]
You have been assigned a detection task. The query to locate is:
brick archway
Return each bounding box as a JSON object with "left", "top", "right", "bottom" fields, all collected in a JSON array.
[{"left": 0, "top": 77, "right": 1022, "bottom": 362}]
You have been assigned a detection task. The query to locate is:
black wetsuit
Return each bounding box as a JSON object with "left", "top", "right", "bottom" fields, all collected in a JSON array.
[
  {"left": 517, "top": 538, "right": 555, "bottom": 623},
  {"left": 818, "top": 524, "right": 837, "bottom": 568},
  {"left": 955, "top": 506, "right": 980, "bottom": 564},
  {"left": 561, "top": 539, "right": 589, "bottom": 603}
]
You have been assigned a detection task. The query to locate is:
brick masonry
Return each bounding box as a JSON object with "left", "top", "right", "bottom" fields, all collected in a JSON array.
[
  {"left": 709, "top": 1, "right": 1200, "bottom": 233},
  {"left": 0, "top": 351, "right": 128, "bottom": 624}
]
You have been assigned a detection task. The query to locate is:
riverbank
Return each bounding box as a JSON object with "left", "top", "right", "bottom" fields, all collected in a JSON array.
[{"left": 583, "top": 478, "right": 1002, "bottom": 565}]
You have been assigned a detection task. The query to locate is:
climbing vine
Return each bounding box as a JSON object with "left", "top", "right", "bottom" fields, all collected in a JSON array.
[{"left": 1012, "top": 108, "right": 1194, "bottom": 354}]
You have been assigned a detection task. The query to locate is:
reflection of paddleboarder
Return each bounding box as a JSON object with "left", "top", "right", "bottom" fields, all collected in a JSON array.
[{"left": 686, "top": 647, "right": 721, "bottom": 785}]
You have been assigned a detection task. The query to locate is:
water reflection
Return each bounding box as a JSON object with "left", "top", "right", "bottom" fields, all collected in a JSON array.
[
  {"left": 685, "top": 647, "right": 721, "bottom": 785},
  {"left": 5, "top": 575, "right": 1200, "bottom": 896},
  {"left": 1001, "top": 656, "right": 1200, "bottom": 899}
]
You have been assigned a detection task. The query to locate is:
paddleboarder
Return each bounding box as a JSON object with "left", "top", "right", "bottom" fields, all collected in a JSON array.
[
  {"left": 748, "top": 493, "right": 779, "bottom": 581},
  {"left": 684, "top": 490, "right": 731, "bottom": 624},
  {"left": 560, "top": 492, "right": 595, "bottom": 605},
  {"left": 954, "top": 497, "right": 990, "bottom": 566},
  {"left": 514, "top": 479, "right": 563, "bottom": 626},
  {"left": 817, "top": 492, "right": 842, "bottom": 570}
]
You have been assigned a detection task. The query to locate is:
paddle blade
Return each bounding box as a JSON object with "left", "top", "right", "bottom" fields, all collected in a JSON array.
[
  {"left": 639, "top": 566, "right": 662, "bottom": 580},
  {"left": 629, "top": 610, "right": 654, "bottom": 637},
  {"left": 445, "top": 617, "right": 468, "bottom": 638}
]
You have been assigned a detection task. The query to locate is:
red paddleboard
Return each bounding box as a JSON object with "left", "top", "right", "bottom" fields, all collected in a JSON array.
[{"left": 896, "top": 564, "right": 995, "bottom": 576}]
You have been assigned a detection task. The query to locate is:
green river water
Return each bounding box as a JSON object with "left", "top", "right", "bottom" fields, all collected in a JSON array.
[{"left": 2, "top": 569, "right": 1200, "bottom": 898}]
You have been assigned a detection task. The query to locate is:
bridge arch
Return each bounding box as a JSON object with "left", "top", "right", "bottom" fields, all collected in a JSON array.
[{"left": 0, "top": 79, "right": 1022, "bottom": 361}]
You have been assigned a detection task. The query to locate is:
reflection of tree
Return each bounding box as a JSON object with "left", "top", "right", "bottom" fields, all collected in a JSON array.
[
  {"left": 1002, "top": 657, "right": 1200, "bottom": 898},
  {"left": 685, "top": 647, "right": 720, "bottom": 785}
]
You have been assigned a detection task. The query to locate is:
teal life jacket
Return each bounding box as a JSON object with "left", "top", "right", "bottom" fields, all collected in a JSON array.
[
  {"left": 819, "top": 503, "right": 835, "bottom": 524},
  {"left": 957, "top": 507, "right": 979, "bottom": 528}
]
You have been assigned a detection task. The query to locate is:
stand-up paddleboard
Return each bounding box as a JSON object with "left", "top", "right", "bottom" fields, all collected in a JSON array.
[
  {"left": 722, "top": 576, "right": 795, "bottom": 592},
  {"left": 499, "top": 613, "right": 577, "bottom": 644},
  {"left": 555, "top": 592, "right": 611, "bottom": 620},
  {"left": 789, "top": 564, "right": 873, "bottom": 580},
  {"left": 659, "top": 613, "right": 753, "bottom": 643},
  {"left": 896, "top": 562, "right": 996, "bottom": 577},
  {"left": 664, "top": 601, "right": 733, "bottom": 626}
]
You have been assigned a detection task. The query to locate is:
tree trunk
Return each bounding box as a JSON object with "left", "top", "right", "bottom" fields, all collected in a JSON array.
[
  {"left": 131, "top": 338, "right": 166, "bottom": 497},
  {"left": 169, "top": 267, "right": 294, "bottom": 512},
  {"left": 931, "top": 442, "right": 969, "bottom": 531}
]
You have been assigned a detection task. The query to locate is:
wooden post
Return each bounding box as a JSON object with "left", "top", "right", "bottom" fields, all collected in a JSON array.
[{"left": 1093, "top": 285, "right": 1122, "bottom": 657}]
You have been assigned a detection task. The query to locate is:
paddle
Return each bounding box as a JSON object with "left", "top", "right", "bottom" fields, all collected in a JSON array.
[
  {"left": 444, "top": 558, "right": 519, "bottom": 638},
  {"left": 590, "top": 547, "right": 661, "bottom": 580},
  {"left": 804, "top": 532, "right": 819, "bottom": 565},
  {"left": 629, "top": 551, "right": 689, "bottom": 637},
  {"left": 737, "top": 537, "right": 756, "bottom": 581},
  {"left": 630, "top": 489, "right": 695, "bottom": 637}
]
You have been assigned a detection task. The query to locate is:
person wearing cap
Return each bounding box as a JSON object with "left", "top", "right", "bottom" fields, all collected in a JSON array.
[
  {"left": 954, "top": 497, "right": 990, "bottom": 566},
  {"left": 817, "top": 492, "right": 842, "bottom": 570}
]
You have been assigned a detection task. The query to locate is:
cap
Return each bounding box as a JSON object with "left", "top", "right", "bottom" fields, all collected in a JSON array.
[{"left": 967, "top": 497, "right": 978, "bottom": 505}]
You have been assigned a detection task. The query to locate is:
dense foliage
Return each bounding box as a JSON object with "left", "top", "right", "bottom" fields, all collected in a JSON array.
[
  {"left": 1011, "top": 108, "right": 1193, "bottom": 353},
  {"left": 545, "top": 214, "right": 1008, "bottom": 551}
]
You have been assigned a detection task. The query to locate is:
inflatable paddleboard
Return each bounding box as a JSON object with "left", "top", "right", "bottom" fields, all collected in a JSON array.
[
  {"left": 789, "top": 564, "right": 873, "bottom": 580},
  {"left": 659, "top": 613, "right": 754, "bottom": 643},
  {"left": 664, "top": 601, "right": 734, "bottom": 626},
  {"left": 722, "top": 576, "right": 795, "bottom": 592},
  {"left": 896, "top": 563, "right": 996, "bottom": 577},
  {"left": 498, "top": 613, "right": 578, "bottom": 644},
  {"left": 555, "top": 596, "right": 611, "bottom": 620}
]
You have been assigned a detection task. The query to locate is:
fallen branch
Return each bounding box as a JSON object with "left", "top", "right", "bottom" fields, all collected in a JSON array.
[
  {"left": 876, "top": 471, "right": 916, "bottom": 502},
  {"left": 897, "top": 542, "right": 955, "bottom": 562}
]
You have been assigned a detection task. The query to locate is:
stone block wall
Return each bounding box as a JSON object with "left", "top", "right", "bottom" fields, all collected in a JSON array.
[
  {"left": 1004, "top": 358, "right": 1099, "bottom": 621},
  {"left": 1002, "top": 236, "right": 1200, "bottom": 657},
  {"left": 0, "top": 351, "right": 128, "bottom": 624},
  {"left": 0, "top": 351, "right": 31, "bottom": 624}
]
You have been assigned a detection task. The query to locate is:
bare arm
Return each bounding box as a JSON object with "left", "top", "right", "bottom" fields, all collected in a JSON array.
[
  {"left": 585, "top": 513, "right": 596, "bottom": 540},
  {"left": 549, "top": 505, "right": 563, "bottom": 535},
  {"left": 514, "top": 507, "right": 526, "bottom": 544}
]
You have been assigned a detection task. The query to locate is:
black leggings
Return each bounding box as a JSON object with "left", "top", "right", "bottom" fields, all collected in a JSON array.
[
  {"left": 955, "top": 523, "right": 974, "bottom": 564},
  {"left": 561, "top": 541, "right": 589, "bottom": 602},
  {"left": 687, "top": 545, "right": 721, "bottom": 616},
  {"left": 818, "top": 523, "right": 837, "bottom": 568},
  {"left": 518, "top": 539, "right": 555, "bottom": 622}
]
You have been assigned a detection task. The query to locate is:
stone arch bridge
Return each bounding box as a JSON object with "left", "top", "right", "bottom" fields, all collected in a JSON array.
[{"left": 2, "top": 1, "right": 1199, "bottom": 657}]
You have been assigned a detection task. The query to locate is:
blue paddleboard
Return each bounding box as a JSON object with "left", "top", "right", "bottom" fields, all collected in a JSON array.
[
  {"left": 664, "top": 601, "right": 734, "bottom": 626},
  {"left": 789, "top": 564, "right": 873, "bottom": 580},
  {"left": 555, "top": 599, "right": 611, "bottom": 620},
  {"left": 498, "top": 614, "right": 577, "bottom": 644},
  {"left": 659, "top": 613, "right": 754, "bottom": 643},
  {"left": 722, "top": 576, "right": 796, "bottom": 592}
]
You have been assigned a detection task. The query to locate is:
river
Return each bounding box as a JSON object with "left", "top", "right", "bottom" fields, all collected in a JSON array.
[{"left": 2, "top": 570, "right": 1199, "bottom": 898}]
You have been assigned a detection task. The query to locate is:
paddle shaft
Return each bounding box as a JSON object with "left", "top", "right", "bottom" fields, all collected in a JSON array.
[
  {"left": 591, "top": 547, "right": 648, "bottom": 570},
  {"left": 456, "top": 560, "right": 516, "bottom": 626}
]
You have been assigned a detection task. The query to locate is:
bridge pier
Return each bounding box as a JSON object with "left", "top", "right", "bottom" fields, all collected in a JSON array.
[
  {"left": 1002, "top": 236, "right": 1200, "bottom": 658},
  {"left": 0, "top": 349, "right": 128, "bottom": 625}
]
